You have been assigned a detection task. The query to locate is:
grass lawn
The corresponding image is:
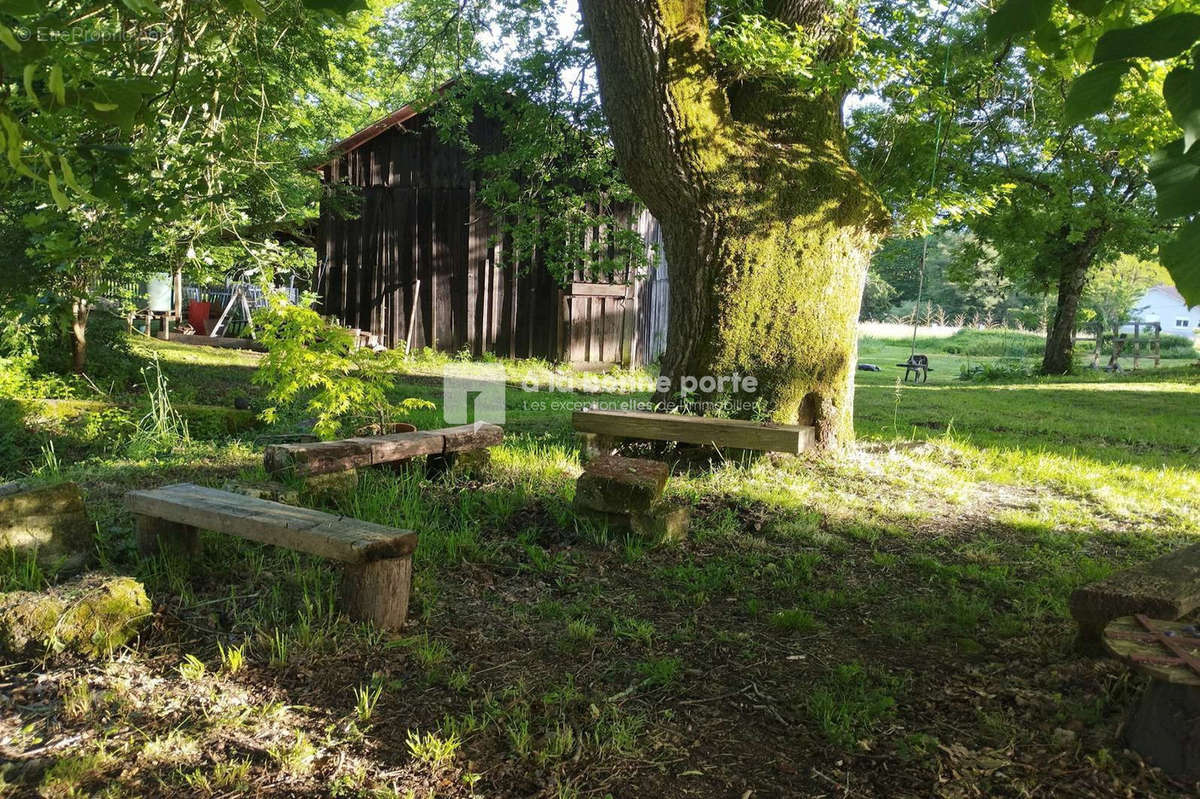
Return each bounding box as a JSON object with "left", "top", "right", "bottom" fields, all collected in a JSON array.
[{"left": 2, "top": 333, "right": 1199, "bottom": 798}]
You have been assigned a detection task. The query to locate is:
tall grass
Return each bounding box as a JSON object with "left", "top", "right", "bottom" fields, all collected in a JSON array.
[{"left": 127, "top": 355, "right": 190, "bottom": 459}]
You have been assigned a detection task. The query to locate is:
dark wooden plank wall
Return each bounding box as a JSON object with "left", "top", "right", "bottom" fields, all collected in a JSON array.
[{"left": 318, "top": 112, "right": 647, "bottom": 365}]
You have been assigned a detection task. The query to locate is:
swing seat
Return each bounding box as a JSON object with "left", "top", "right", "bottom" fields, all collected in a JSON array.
[{"left": 896, "top": 355, "right": 931, "bottom": 383}]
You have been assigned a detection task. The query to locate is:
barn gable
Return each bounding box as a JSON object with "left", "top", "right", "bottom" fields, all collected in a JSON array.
[{"left": 315, "top": 100, "right": 669, "bottom": 367}]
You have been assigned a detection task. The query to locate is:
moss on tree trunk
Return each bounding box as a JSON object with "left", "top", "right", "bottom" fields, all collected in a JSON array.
[{"left": 581, "top": 0, "right": 886, "bottom": 448}]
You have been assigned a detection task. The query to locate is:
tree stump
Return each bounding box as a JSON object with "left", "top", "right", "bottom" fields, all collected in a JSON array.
[
  {"left": 1104, "top": 615, "right": 1200, "bottom": 781},
  {"left": 1125, "top": 681, "right": 1200, "bottom": 781},
  {"left": 0, "top": 481, "right": 94, "bottom": 573},
  {"left": 341, "top": 557, "right": 412, "bottom": 631}
]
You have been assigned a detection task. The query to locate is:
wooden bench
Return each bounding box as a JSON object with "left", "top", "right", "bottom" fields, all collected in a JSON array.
[
  {"left": 126, "top": 483, "right": 418, "bottom": 630},
  {"left": 572, "top": 408, "right": 814, "bottom": 459},
  {"left": 1070, "top": 543, "right": 1200, "bottom": 652},
  {"left": 263, "top": 423, "right": 503, "bottom": 479}
]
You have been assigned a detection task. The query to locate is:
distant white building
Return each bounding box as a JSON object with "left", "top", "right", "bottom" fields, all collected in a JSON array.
[{"left": 1129, "top": 284, "right": 1199, "bottom": 340}]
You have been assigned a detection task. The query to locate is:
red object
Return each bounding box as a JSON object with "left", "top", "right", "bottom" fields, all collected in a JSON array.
[{"left": 187, "top": 301, "right": 211, "bottom": 336}]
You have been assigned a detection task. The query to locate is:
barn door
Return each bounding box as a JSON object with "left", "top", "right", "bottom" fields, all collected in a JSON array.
[{"left": 558, "top": 281, "right": 634, "bottom": 369}]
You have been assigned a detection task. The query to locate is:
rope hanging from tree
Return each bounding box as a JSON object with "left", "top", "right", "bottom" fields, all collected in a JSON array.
[{"left": 909, "top": 29, "right": 953, "bottom": 359}]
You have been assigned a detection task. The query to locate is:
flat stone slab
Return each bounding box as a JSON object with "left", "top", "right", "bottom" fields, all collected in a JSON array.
[
  {"left": 0, "top": 482, "right": 93, "bottom": 573},
  {"left": 1070, "top": 543, "right": 1200, "bottom": 650},
  {"left": 575, "top": 455, "right": 669, "bottom": 514}
]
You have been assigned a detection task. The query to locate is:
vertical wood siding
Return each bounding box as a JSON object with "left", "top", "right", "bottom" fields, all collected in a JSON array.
[{"left": 318, "top": 109, "right": 658, "bottom": 366}]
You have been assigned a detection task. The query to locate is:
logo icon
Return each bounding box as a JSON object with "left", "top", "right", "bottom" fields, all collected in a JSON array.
[{"left": 442, "top": 363, "right": 506, "bottom": 425}]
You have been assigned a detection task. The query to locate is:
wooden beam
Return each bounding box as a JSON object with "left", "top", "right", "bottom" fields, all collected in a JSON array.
[
  {"left": 572, "top": 409, "right": 814, "bottom": 454},
  {"left": 126, "top": 483, "right": 416, "bottom": 564},
  {"left": 264, "top": 423, "right": 504, "bottom": 477},
  {"left": 442, "top": 422, "right": 503, "bottom": 452}
]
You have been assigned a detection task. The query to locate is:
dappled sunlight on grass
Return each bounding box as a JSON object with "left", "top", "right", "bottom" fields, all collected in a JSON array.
[{"left": 4, "top": 335, "right": 1199, "bottom": 797}]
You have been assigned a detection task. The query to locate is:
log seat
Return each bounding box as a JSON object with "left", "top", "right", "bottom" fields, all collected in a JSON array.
[
  {"left": 1070, "top": 543, "right": 1200, "bottom": 652},
  {"left": 126, "top": 482, "right": 417, "bottom": 630},
  {"left": 263, "top": 423, "right": 503, "bottom": 479}
]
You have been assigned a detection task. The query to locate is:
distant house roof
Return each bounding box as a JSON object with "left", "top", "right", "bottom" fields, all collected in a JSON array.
[{"left": 1146, "top": 283, "right": 1187, "bottom": 304}]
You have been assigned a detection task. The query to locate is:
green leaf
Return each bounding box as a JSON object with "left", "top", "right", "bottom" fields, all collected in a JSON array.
[
  {"left": 120, "top": 0, "right": 162, "bottom": 14},
  {"left": 1160, "top": 219, "right": 1200, "bottom": 307},
  {"left": 1163, "top": 67, "right": 1200, "bottom": 153},
  {"left": 57, "top": 154, "right": 92, "bottom": 199},
  {"left": 987, "top": 0, "right": 1054, "bottom": 44},
  {"left": 240, "top": 0, "right": 266, "bottom": 19},
  {"left": 23, "top": 63, "right": 40, "bottom": 110},
  {"left": 47, "top": 171, "right": 69, "bottom": 211},
  {"left": 1066, "top": 0, "right": 1108, "bottom": 15},
  {"left": 0, "top": 23, "right": 22, "bottom": 52},
  {"left": 0, "top": 0, "right": 49, "bottom": 14},
  {"left": 1064, "top": 61, "right": 1131, "bottom": 122},
  {"left": 49, "top": 65, "right": 65, "bottom": 106},
  {"left": 86, "top": 78, "right": 156, "bottom": 133},
  {"left": 0, "top": 113, "right": 34, "bottom": 178},
  {"left": 299, "top": 0, "right": 369, "bottom": 14},
  {"left": 1092, "top": 13, "right": 1200, "bottom": 63},
  {"left": 1149, "top": 139, "right": 1200, "bottom": 218}
]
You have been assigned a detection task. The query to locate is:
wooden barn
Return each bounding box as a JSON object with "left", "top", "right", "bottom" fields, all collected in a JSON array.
[{"left": 314, "top": 97, "right": 669, "bottom": 368}]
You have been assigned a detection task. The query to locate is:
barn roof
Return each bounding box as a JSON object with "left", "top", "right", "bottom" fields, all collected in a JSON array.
[{"left": 324, "top": 79, "right": 457, "bottom": 161}]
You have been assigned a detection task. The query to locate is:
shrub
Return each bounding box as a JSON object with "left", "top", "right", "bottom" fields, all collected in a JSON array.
[
  {"left": 253, "top": 297, "right": 433, "bottom": 438},
  {"left": 1158, "top": 334, "right": 1197, "bottom": 358},
  {"left": 936, "top": 329, "right": 1044, "bottom": 357}
]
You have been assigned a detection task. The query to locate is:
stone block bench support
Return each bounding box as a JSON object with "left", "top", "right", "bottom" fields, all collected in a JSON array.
[
  {"left": 574, "top": 455, "right": 690, "bottom": 543},
  {"left": 127, "top": 483, "right": 418, "bottom": 630}
]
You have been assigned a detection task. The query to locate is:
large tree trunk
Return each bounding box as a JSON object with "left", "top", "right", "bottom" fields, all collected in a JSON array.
[
  {"left": 71, "top": 299, "right": 89, "bottom": 374},
  {"left": 1042, "top": 229, "right": 1103, "bottom": 375},
  {"left": 580, "top": 0, "right": 886, "bottom": 448}
]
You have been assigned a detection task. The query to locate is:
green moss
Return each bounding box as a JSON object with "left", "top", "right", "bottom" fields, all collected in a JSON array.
[
  {"left": 0, "top": 574, "right": 150, "bottom": 658},
  {"left": 641, "top": 21, "right": 887, "bottom": 447},
  {"left": 701, "top": 136, "right": 884, "bottom": 444}
]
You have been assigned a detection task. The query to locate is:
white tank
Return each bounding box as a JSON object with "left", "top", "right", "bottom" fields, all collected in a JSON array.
[{"left": 147, "top": 273, "right": 172, "bottom": 312}]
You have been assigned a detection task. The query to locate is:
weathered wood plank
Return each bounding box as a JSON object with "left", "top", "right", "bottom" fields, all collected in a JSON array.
[
  {"left": 264, "top": 424, "right": 504, "bottom": 477},
  {"left": 162, "top": 333, "right": 268, "bottom": 351},
  {"left": 264, "top": 438, "right": 375, "bottom": 477},
  {"left": 442, "top": 423, "right": 503, "bottom": 452},
  {"left": 364, "top": 431, "right": 446, "bottom": 464},
  {"left": 125, "top": 483, "right": 416, "bottom": 564},
  {"left": 572, "top": 409, "right": 815, "bottom": 454}
]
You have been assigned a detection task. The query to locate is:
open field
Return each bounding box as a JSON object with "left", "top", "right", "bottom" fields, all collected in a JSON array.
[{"left": 1, "top": 334, "right": 1199, "bottom": 797}]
